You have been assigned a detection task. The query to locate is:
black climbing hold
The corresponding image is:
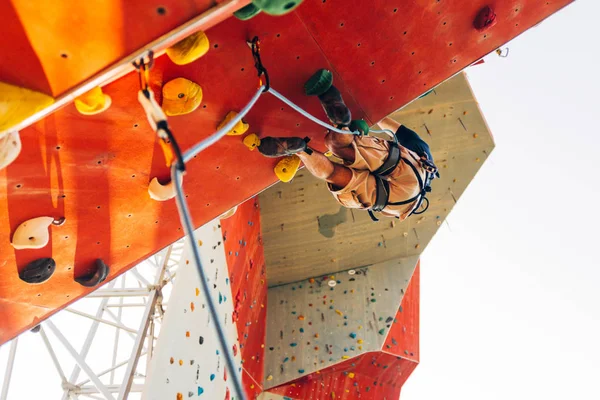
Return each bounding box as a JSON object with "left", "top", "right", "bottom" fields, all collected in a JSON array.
[
  {"left": 199, "top": 336, "right": 204, "bottom": 345},
  {"left": 19, "top": 258, "right": 56, "bottom": 284},
  {"left": 30, "top": 325, "right": 41, "bottom": 333},
  {"left": 75, "top": 259, "right": 109, "bottom": 287}
]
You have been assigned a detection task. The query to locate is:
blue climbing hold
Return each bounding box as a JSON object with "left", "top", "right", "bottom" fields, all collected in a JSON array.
[
  {"left": 198, "top": 387, "right": 204, "bottom": 395},
  {"left": 210, "top": 374, "right": 215, "bottom": 381},
  {"left": 349, "top": 332, "right": 357, "bottom": 339}
]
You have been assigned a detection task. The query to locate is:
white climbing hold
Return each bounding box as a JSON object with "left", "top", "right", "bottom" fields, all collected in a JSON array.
[
  {"left": 348, "top": 269, "right": 356, "bottom": 275},
  {"left": 148, "top": 177, "right": 177, "bottom": 201},
  {"left": 219, "top": 205, "right": 238, "bottom": 220},
  {"left": 328, "top": 280, "right": 336, "bottom": 287},
  {"left": 0, "top": 131, "right": 21, "bottom": 170},
  {"left": 11, "top": 216, "right": 65, "bottom": 250}
]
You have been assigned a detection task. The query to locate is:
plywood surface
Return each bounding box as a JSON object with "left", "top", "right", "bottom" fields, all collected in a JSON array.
[
  {"left": 0, "top": 0, "right": 570, "bottom": 344},
  {"left": 260, "top": 72, "right": 495, "bottom": 285}
]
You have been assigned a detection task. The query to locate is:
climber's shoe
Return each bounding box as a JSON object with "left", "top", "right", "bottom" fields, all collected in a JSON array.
[
  {"left": 234, "top": 3, "right": 262, "bottom": 20},
  {"left": 162, "top": 77, "right": 203, "bottom": 116},
  {"left": 318, "top": 85, "right": 352, "bottom": 127},
  {"left": 304, "top": 69, "right": 333, "bottom": 96},
  {"left": 258, "top": 136, "right": 312, "bottom": 158},
  {"left": 166, "top": 31, "right": 210, "bottom": 65},
  {"left": 74, "top": 86, "right": 111, "bottom": 115}
]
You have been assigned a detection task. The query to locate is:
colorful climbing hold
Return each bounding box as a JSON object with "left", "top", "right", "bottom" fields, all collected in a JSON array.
[
  {"left": 275, "top": 155, "right": 301, "bottom": 183},
  {"left": 162, "top": 77, "right": 203, "bottom": 116},
  {"left": 74, "top": 86, "right": 111, "bottom": 115},
  {"left": 217, "top": 111, "right": 249, "bottom": 136},
  {"left": 166, "top": 31, "right": 210, "bottom": 65}
]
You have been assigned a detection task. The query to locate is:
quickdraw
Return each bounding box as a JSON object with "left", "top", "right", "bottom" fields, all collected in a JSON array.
[
  {"left": 132, "top": 51, "right": 185, "bottom": 172},
  {"left": 249, "top": 36, "right": 270, "bottom": 92}
]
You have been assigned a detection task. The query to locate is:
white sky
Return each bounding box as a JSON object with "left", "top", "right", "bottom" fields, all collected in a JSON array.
[
  {"left": 2, "top": 2, "right": 599, "bottom": 399},
  {"left": 403, "top": 1, "right": 600, "bottom": 399}
]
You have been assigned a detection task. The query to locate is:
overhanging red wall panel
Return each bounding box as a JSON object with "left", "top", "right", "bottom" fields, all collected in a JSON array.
[
  {"left": 0, "top": 0, "right": 571, "bottom": 344},
  {"left": 221, "top": 198, "right": 268, "bottom": 395}
]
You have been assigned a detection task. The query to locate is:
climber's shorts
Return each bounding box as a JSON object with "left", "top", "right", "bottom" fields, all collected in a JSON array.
[{"left": 326, "top": 128, "right": 431, "bottom": 220}]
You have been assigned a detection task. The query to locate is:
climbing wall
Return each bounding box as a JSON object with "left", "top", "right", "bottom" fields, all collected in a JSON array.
[
  {"left": 143, "top": 219, "right": 243, "bottom": 400},
  {"left": 259, "top": 72, "right": 496, "bottom": 285},
  {"left": 0, "top": 0, "right": 249, "bottom": 97},
  {"left": 264, "top": 264, "right": 420, "bottom": 400},
  {"left": 221, "top": 198, "right": 268, "bottom": 397},
  {"left": 263, "top": 256, "right": 418, "bottom": 388},
  {"left": 144, "top": 197, "right": 268, "bottom": 399},
  {"left": 0, "top": 0, "right": 571, "bottom": 344}
]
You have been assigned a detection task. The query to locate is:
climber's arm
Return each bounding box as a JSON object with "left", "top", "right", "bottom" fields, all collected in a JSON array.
[{"left": 377, "top": 116, "right": 401, "bottom": 133}]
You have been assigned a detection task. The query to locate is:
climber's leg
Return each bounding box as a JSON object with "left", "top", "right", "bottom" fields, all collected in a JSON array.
[
  {"left": 296, "top": 151, "right": 352, "bottom": 191},
  {"left": 324, "top": 129, "right": 355, "bottom": 162}
]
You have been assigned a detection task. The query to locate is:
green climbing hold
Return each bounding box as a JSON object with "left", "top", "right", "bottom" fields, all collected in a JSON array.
[
  {"left": 253, "top": 0, "right": 303, "bottom": 16},
  {"left": 349, "top": 119, "right": 370, "bottom": 136},
  {"left": 234, "top": 3, "right": 261, "bottom": 20},
  {"left": 304, "top": 69, "right": 333, "bottom": 96},
  {"left": 378, "top": 328, "right": 385, "bottom": 335},
  {"left": 419, "top": 89, "right": 434, "bottom": 99}
]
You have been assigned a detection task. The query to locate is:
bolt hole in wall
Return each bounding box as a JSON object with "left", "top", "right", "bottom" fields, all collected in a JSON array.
[
  {"left": 156, "top": 6, "right": 166, "bottom": 15},
  {"left": 60, "top": 53, "right": 68, "bottom": 58},
  {"left": 133, "top": 123, "right": 139, "bottom": 128}
]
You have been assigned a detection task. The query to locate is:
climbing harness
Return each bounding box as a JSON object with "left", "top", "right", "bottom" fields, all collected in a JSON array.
[
  {"left": 367, "top": 141, "right": 437, "bottom": 222},
  {"left": 134, "top": 36, "right": 423, "bottom": 400}
]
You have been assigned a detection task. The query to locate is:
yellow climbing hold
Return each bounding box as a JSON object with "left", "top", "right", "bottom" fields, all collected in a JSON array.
[
  {"left": 335, "top": 309, "right": 343, "bottom": 316},
  {"left": 357, "top": 339, "right": 363, "bottom": 344},
  {"left": 331, "top": 392, "right": 335, "bottom": 399},
  {"left": 341, "top": 355, "right": 349, "bottom": 359},
  {"left": 274, "top": 155, "right": 301, "bottom": 183},
  {"left": 243, "top": 133, "right": 261, "bottom": 151},
  {"left": 266, "top": 375, "right": 273, "bottom": 381},
  {"left": 74, "top": 86, "right": 111, "bottom": 115},
  {"left": 324, "top": 150, "right": 333, "bottom": 157},
  {"left": 162, "top": 78, "right": 203, "bottom": 116},
  {"left": 0, "top": 82, "right": 54, "bottom": 132},
  {"left": 218, "top": 111, "right": 249, "bottom": 136},
  {"left": 166, "top": 31, "right": 210, "bottom": 65},
  {"left": 348, "top": 372, "right": 355, "bottom": 378}
]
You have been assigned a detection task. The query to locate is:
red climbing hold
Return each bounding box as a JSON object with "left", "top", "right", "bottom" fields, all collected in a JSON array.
[{"left": 474, "top": 6, "right": 497, "bottom": 31}]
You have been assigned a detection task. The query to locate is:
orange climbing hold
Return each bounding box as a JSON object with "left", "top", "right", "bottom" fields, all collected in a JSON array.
[
  {"left": 274, "top": 155, "right": 301, "bottom": 182},
  {"left": 243, "top": 133, "right": 261, "bottom": 150},
  {"left": 217, "top": 111, "right": 249, "bottom": 136},
  {"left": 74, "top": 86, "right": 111, "bottom": 115},
  {"left": 162, "top": 78, "right": 203, "bottom": 116},
  {"left": 166, "top": 31, "right": 210, "bottom": 66}
]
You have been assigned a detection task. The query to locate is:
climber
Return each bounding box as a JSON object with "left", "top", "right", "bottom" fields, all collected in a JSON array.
[{"left": 257, "top": 69, "right": 438, "bottom": 221}]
